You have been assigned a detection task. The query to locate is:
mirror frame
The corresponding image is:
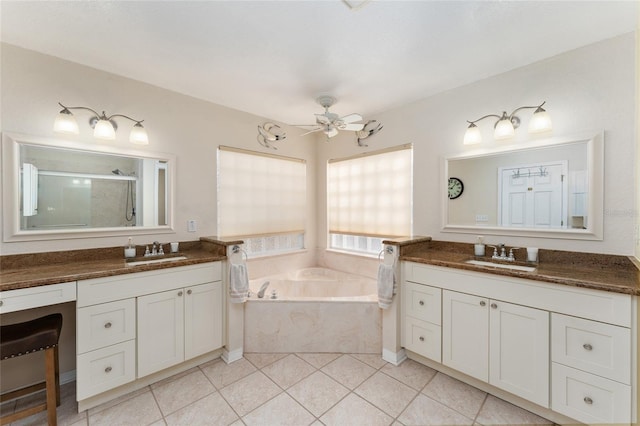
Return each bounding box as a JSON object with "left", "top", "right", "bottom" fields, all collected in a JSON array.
[
  {"left": 2, "top": 132, "right": 176, "bottom": 242},
  {"left": 441, "top": 131, "right": 604, "bottom": 240}
]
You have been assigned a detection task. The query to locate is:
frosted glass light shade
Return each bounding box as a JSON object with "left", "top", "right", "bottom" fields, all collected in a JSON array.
[
  {"left": 53, "top": 110, "right": 79, "bottom": 134},
  {"left": 93, "top": 119, "right": 116, "bottom": 140},
  {"left": 528, "top": 108, "right": 552, "bottom": 133},
  {"left": 129, "top": 123, "right": 149, "bottom": 145},
  {"left": 463, "top": 123, "right": 482, "bottom": 145},
  {"left": 494, "top": 118, "right": 515, "bottom": 140}
]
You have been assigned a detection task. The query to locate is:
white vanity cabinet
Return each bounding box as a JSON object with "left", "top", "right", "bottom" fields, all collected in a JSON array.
[
  {"left": 402, "top": 281, "right": 441, "bottom": 362},
  {"left": 76, "top": 262, "right": 222, "bottom": 401},
  {"left": 138, "top": 281, "right": 222, "bottom": 377},
  {"left": 401, "top": 261, "right": 635, "bottom": 425},
  {"left": 441, "top": 290, "right": 549, "bottom": 407}
]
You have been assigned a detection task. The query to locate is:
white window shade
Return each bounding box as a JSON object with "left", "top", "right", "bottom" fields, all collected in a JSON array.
[
  {"left": 328, "top": 144, "right": 412, "bottom": 238},
  {"left": 218, "top": 146, "right": 306, "bottom": 238}
]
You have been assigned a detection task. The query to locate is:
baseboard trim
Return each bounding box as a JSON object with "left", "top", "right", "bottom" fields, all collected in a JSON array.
[{"left": 382, "top": 348, "right": 407, "bottom": 366}]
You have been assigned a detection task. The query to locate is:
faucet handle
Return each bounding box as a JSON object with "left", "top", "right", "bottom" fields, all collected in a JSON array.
[{"left": 508, "top": 247, "right": 522, "bottom": 261}]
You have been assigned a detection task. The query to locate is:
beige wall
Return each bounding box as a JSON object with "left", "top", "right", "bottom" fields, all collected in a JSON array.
[
  {"left": 0, "top": 43, "right": 318, "bottom": 261},
  {"left": 318, "top": 32, "right": 637, "bottom": 255}
]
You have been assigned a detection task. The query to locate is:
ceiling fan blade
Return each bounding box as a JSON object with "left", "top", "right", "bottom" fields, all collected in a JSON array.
[
  {"left": 341, "top": 123, "right": 365, "bottom": 131},
  {"left": 340, "top": 113, "right": 363, "bottom": 123},
  {"left": 300, "top": 127, "right": 322, "bottom": 136}
]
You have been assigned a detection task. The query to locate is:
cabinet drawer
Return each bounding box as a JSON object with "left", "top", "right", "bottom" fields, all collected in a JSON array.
[
  {"left": 551, "top": 313, "right": 630, "bottom": 384},
  {"left": 403, "top": 282, "right": 441, "bottom": 325},
  {"left": 404, "top": 317, "right": 441, "bottom": 362},
  {"left": 77, "top": 299, "right": 136, "bottom": 354},
  {"left": 551, "top": 363, "right": 631, "bottom": 425},
  {"left": 0, "top": 282, "right": 76, "bottom": 313},
  {"left": 77, "top": 340, "right": 136, "bottom": 400}
]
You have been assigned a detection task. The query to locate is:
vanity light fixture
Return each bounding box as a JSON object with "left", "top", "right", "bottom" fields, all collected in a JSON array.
[
  {"left": 53, "top": 102, "right": 149, "bottom": 145},
  {"left": 257, "top": 122, "right": 286, "bottom": 150},
  {"left": 463, "top": 101, "right": 552, "bottom": 145}
]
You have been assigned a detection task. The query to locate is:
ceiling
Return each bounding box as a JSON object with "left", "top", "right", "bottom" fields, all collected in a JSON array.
[{"left": 1, "top": 1, "right": 637, "bottom": 126}]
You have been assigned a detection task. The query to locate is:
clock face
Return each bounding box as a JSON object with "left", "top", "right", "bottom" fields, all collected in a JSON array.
[{"left": 448, "top": 177, "right": 464, "bottom": 199}]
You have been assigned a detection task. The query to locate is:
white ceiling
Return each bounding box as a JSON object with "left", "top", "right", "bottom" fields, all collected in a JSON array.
[{"left": 1, "top": 1, "right": 637, "bottom": 126}]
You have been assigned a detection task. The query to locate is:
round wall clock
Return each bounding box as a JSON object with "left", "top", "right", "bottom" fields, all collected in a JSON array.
[{"left": 448, "top": 177, "right": 464, "bottom": 199}]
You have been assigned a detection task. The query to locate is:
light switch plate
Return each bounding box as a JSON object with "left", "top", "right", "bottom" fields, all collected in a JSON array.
[
  {"left": 475, "top": 214, "right": 489, "bottom": 222},
  {"left": 187, "top": 220, "right": 197, "bottom": 232}
]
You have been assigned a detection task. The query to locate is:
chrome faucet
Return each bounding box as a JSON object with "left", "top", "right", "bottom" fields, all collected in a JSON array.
[
  {"left": 491, "top": 243, "right": 521, "bottom": 262},
  {"left": 257, "top": 281, "right": 270, "bottom": 298}
]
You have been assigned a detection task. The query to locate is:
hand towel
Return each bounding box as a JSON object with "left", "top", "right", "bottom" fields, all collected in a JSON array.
[
  {"left": 377, "top": 263, "right": 395, "bottom": 309},
  {"left": 229, "top": 263, "right": 249, "bottom": 303}
]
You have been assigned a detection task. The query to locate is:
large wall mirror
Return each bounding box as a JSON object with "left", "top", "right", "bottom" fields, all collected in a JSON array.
[
  {"left": 2, "top": 133, "right": 175, "bottom": 242},
  {"left": 442, "top": 131, "right": 603, "bottom": 240}
]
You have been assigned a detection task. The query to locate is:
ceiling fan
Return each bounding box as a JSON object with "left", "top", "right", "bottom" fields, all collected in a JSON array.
[{"left": 297, "top": 96, "right": 365, "bottom": 138}]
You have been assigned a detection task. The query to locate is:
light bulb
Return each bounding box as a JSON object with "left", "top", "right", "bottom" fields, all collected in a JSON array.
[
  {"left": 528, "top": 107, "right": 552, "bottom": 133},
  {"left": 129, "top": 122, "right": 149, "bottom": 145},
  {"left": 93, "top": 119, "right": 116, "bottom": 140},
  {"left": 494, "top": 118, "right": 515, "bottom": 140},
  {"left": 463, "top": 123, "right": 482, "bottom": 145},
  {"left": 53, "top": 109, "right": 79, "bottom": 134}
]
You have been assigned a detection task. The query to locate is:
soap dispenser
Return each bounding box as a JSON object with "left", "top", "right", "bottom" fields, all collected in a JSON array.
[
  {"left": 124, "top": 237, "right": 136, "bottom": 258},
  {"left": 474, "top": 236, "right": 485, "bottom": 257}
]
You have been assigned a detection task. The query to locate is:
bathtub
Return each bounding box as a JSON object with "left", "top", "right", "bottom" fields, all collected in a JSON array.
[{"left": 244, "top": 267, "right": 381, "bottom": 353}]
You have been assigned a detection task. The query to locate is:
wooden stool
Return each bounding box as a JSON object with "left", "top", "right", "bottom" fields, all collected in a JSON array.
[{"left": 1, "top": 313, "right": 63, "bottom": 426}]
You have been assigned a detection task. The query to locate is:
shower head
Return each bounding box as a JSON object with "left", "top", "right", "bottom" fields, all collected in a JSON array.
[{"left": 112, "top": 169, "right": 124, "bottom": 176}]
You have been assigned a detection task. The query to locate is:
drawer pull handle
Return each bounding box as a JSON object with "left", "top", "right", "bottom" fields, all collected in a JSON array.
[
  {"left": 0, "top": 300, "right": 3, "bottom": 307},
  {"left": 178, "top": 291, "right": 183, "bottom": 297},
  {"left": 419, "top": 336, "right": 425, "bottom": 342},
  {"left": 105, "top": 366, "right": 112, "bottom": 373},
  {"left": 583, "top": 343, "right": 593, "bottom": 351},
  {"left": 490, "top": 303, "right": 498, "bottom": 309},
  {"left": 104, "top": 322, "right": 112, "bottom": 329},
  {"left": 187, "top": 289, "right": 193, "bottom": 295},
  {"left": 479, "top": 301, "right": 486, "bottom": 307},
  {"left": 583, "top": 396, "right": 593, "bottom": 405},
  {"left": 419, "top": 300, "right": 424, "bottom": 306}
]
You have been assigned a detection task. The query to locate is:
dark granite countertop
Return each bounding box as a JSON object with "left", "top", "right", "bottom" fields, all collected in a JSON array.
[
  {"left": 391, "top": 238, "right": 640, "bottom": 296},
  {"left": 0, "top": 239, "right": 229, "bottom": 292}
]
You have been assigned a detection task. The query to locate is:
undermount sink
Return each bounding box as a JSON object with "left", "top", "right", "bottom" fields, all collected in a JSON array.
[
  {"left": 466, "top": 259, "right": 537, "bottom": 273},
  {"left": 125, "top": 256, "right": 187, "bottom": 267}
]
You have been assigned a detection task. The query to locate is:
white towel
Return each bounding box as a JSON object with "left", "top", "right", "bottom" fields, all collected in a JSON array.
[
  {"left": 229, "top": 263, "right": 249, "bottom": 303},
  {"left": 377, "top": 263, "right": 395, "bottom": 309}
]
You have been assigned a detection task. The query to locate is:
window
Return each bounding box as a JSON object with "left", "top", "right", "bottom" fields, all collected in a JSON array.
[
  {"left": 217, "top": 146, "right": 306, "bottom": 255},
  {"left": 327, "top": 144, "right": 413, "bottom": 255}
]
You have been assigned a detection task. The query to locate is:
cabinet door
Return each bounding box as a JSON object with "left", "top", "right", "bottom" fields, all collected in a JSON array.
[
  {"left": 184, "top": 282, "right": 223, "bottom": 360},
  {"left": 137, "top": 289, "right": 185, "bottom": 377},
  {"left": 442, "top": 290, "right": 489, "bottom": 382},
  {"left": 489, "top": 300, "right": 549, "bottom": 407}
]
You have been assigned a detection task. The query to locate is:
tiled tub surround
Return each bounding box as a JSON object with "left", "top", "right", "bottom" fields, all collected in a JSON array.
[
  {"left": 245, "top": 268, "right": 381, "bottom": 353},
  {"left": 386, "top": 238, "right": 640, "bottom": 426}
]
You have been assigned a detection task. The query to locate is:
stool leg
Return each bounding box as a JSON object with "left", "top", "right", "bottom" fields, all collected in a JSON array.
[
  {"left": 44, "top": 348, "right": 58, "bottom": 426},
  {"left": 54, "top": 346, "right": 60, "bottom": 406}
]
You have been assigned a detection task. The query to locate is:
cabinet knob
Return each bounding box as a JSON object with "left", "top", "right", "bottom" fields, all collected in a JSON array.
[
  {"left": 187, "top": 289, "right": 193, "bottom": 295},
  {"left": 104, "top": 322, "right": 112, "bottom": 329},
  {"left": 419, "top": 300, "right": 424, "bottom": 306},
  {"left": 419, "top": 336, "right": 425, "bottom": 342},
  {"left": 479, "top": 301, "right": 486, "bottom": 307},
  {"left": 583, "top": 396, "right": 593, "bottom": 405},
  {"left": 490, "top": 303, "right": 498, "bottom": 309},
  {"left": 583, "top": 343, "right": 593, "bottom": 351},
  {"left": 178, "top": 291, "right": 183, "bottom": 297},
  {"left": 105, "top": 366, "right": 112, "bottom": 373},
  {"left": 0, "top": 300, "right": 3, "bottom": 307}
]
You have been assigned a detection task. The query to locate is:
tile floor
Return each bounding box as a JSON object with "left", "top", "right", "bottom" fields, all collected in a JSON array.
[{"left": 2, "top": 353, "right": 555, "bottom": 426}]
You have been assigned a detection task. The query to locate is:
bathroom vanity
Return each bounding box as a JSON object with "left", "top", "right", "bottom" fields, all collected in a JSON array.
[
  {"left": 0, "top": 242, "right": 228, "bottom": 411},
  {"left": 396, "top": 243, "right": 639, "bottom": 426}
]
